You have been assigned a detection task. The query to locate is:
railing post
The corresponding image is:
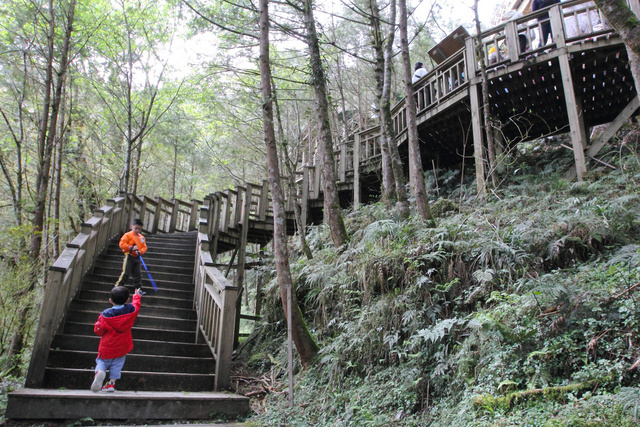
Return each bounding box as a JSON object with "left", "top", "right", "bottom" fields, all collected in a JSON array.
[
  {"left": 340, "top": 139, "right": 347, "bottom": 182},
  {"left": 259, "top": 180, "right": 269, "bottom": 222},
  {"left": 189, "top": 199, "right": 200, "bottom": 231},
  {"left": 169, "top": 199, "right": 179, "bottom": 233},
  {"left": 353, "top": 132, "right": 361, "bottom": 209},
  {"left": 549, "top": 4, "right": 567, "bottom": 48},
  {"left": 302, "top": 167, "right": 310, "bottom": 226},
  {"left": 504, "top": 20, "right": 519, "bottom": 61},
  {"left": 152, "top": 197, "right": 161, "bottom": 233},
  {"left": 215, "top": 281, "right": 237, "bottom": 390}
]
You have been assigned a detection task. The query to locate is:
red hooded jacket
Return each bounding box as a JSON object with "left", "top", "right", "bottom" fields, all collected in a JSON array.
[{"left": 94, "top": 294, "right": 141, "bottom": 359}]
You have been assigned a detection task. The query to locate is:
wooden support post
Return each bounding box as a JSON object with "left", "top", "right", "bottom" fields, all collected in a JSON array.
[
  {"left": 214, "top": 275, "right": 237, "bottom": 390},
  {"left": 189, "top": 199, "right": 199, "bottom": 231},
  {"left": 353, "top": 132, "right": 361, "bottom": 208},
  {"left": 151, "top": 197, "right": 161, "bottom": 233},
  {"left": 259, "top": 180, "right": 269, "bottom": 221},
  {"left": 211, "top": 193, "right": 222, "bottom": 262},
  {"left": 139, "top": 196, "right": 148, "bottom": 229},
  {"left": 301, "top": 166, "right": 309, "bottom": 227},
  {"left": 465, "top": 37, "right": 487, "bottom": 197},
  {"left": 233, "top": 183, "right": 251, "bottom": 348},
  {"left": 340, "top": 139, "right": 347, "bottom": 182},
  {"left": 222, "top": 192, "right": 232, "bottom": 233},
  {"left": 504, "top": 20, "right": 519, "bottom": 62},
  {"left": 566, "top": 96, "right": 640, "bottom": 180},
  {"left": 169, "top": 199, "right": 179, "bottom": 233},
  {"left": 552, "top": 6, "right": 587, "bottom": 181}
]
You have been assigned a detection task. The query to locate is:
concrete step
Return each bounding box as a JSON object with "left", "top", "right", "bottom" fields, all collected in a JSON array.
[
  {"left": 47, "top": 349, "right": 214, "bottom": 374},
  {"left": 65, "top": 310, "right": 197, "bottom": 331},
  {"left": 69, "top": 299, "right": 197, "bottom": 321},
  {"left": 6, "top": 388, "right": 249, "bottom": 421},
  {"left": 42, "top": 368, "right": 215, "bottom": 391},
  {"left": 51, "top": 334, "right": 211, "bottom": 358},
  {"left": 62, "top": 322, "right": 199, "bottom": 343}
]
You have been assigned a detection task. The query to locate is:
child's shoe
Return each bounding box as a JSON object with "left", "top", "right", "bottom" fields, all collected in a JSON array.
[
  {"left": 91, "top": 370, "right": 106, "bottom": 392},
  {"left": 102, "top": 382, "right": 116, "bottom": 392}
]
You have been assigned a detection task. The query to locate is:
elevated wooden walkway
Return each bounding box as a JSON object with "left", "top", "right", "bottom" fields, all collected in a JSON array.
[{"left": 8, "top": 0, "right": 640, "bottom": 422}]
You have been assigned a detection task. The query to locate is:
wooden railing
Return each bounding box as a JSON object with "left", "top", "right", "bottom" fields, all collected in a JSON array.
[
  {"left": 25, "top": 194, "right": 203, "bottom": 388},
  {"left": 194, "top": 200, "right": 238, "bottom": 390},
  {"left": 341, "top": 0, "right": 631, "bottom": 182}
]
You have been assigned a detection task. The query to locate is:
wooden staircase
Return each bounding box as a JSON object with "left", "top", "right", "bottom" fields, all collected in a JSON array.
[{"left": 7, "top": 231, "right": 249, "bottom": 422}]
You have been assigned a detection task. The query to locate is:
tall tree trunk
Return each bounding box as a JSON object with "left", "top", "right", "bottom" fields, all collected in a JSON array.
[
  {"left": 378, "top": 0, "right": 410, "bottom": 219},
  {"left": 369, "top": 0, "right": 396, "bottom": 209},
  {"left": 473, "top": 0, "right": 496, "bottom": 187},
  {"left": 592, "top": 0, "right": 640, "bottom": 98},
  {"left": 301, "top": 0, "right": 349, "bottom": 247},
  {"left": 258, "top": 0, "right": 319, "bottom": 367},
  {"left": 398, "top": 0, "right": 434, "bottom": 223},
  {"left": 271, "top": 78, "right": 313, "bottom": 260},
  {"left": 14, "top": 0, "right": 77, "bottom": 373}
]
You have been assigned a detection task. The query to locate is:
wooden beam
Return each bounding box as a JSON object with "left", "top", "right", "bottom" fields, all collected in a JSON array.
[
  {"left": 565, "top": 96, "right": 639, "bottom": 179},
  {"left": 557, "top": 48, "right": 588, "bottom": 181},
  {"left": 465, "top": 37, "right": 487, "bottom": 197}
]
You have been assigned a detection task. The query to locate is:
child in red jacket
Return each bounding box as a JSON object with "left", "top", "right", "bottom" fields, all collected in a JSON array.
[
  {"left": 115, "top": 218, "right": 147, "bottom": 290},
  {"left": 91, "top": 286, "right": 143, "bottom": 392}
]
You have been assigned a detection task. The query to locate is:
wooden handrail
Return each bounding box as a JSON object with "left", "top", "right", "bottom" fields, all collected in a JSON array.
[
  {"left": 25, "top": 194, "right": 202, "bottom": 388},
  {"left": 194, "top": 208, "right": 238, "bottom": 390}
]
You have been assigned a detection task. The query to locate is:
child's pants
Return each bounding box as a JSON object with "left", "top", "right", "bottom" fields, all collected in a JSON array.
[
  {"left": 115, "top": 254, "right": 142, "bottom": 287},
  {"left": 95, "top": 356, "right": 126, "bottom": 380}
]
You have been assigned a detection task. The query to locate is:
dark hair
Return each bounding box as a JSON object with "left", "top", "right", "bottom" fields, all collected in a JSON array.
[
  {"left": 414, "top": 61, "right": 424, "bottom": 71},
  {"left": 132, "top": 218, "right": 143, "bottom": 227},
  {"left": 110, "top": 286, "right": 130, "bottom": 305}
]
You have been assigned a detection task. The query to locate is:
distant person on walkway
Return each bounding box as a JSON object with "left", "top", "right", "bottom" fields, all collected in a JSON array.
[
  {"left": 412, "top": 62, "right": 428, "bottom": 84},
  {"left": 115, "top": 218, "right": 147, "bottom": 290},
  {"left": 532, "top": 0, "right": 561, "bottom": 48},
  {"left": 91, "top": 286, "right": 143, "bottom": 392}
]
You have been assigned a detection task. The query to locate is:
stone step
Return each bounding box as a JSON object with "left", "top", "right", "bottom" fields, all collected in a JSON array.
[
  {"left": 52, "top": 334, "right": 211, "bottom": 358},
  {"left": 42, "top": 368, "right": 215, "bottom": 391},
  {"left": 69, "top": 299, "right": 197, "bottom": 321},
  {"left": 65, "top": 310, "right": 197, "bottom": 331},
  {"left": 6, "top": 388, "right": 249, "bottom": 421},
  {"left": 77, "top": 289, "right": 194, "bottom": 310},
  {"left": 47, "top": 349, "right": 214, "bottom": 374},
  {"left": 63, "top": 322, "right": 198, "bottom": 343}
]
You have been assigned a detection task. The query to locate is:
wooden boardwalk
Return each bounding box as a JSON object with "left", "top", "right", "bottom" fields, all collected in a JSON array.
[{"left": 12, "top": 0, "right": 640, "bottom": 421}]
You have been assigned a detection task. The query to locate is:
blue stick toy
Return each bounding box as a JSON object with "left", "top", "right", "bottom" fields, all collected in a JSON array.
[{"left": 139, "top": 256, "right": 158, "bottom": 292}]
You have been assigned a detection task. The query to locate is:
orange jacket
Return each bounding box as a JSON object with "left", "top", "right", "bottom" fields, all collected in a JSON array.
[{"left": 119, "top": 231, "right": 147, "bottom": 257}]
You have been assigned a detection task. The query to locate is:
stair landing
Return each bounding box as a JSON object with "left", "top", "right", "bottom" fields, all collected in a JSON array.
[{"left": 7, "top": 388, "right": 250, "bottom": 421}]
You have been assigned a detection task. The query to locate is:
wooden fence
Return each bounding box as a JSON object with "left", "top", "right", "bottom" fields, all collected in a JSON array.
[{"left": 25, "top": 194, "right": 205, "bottom": 388}]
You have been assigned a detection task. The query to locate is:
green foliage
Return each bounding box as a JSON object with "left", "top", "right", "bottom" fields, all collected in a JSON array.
[{"left": 247, "top": 132, "right": 640, "bottom": 426}]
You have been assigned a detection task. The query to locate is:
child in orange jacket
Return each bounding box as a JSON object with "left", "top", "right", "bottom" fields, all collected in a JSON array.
[
  {"left": 91, "top": 286, "right": 143, "bottom": 392},
  {"left": 115, "top": 218, "right": 147, "bottom": 290}
]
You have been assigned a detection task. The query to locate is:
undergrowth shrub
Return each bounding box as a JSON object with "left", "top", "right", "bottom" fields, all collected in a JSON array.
[{"left": 248, "top": 132, "right": 640, "bottom": 426}]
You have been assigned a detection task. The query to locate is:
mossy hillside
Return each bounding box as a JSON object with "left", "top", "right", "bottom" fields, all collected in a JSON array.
[{"left": 245, "top": 132, "right": 640, "bottom": 425}]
